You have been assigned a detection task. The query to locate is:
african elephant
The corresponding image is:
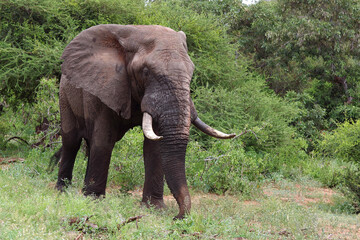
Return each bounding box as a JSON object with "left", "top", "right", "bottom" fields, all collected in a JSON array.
[{"left": 56, "top": 24, "right": 235, "bottom": 219}]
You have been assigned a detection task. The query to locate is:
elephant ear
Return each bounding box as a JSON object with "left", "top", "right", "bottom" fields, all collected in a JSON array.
[{"left": 61, "top": 25, "right": 131, "bottom": 119}]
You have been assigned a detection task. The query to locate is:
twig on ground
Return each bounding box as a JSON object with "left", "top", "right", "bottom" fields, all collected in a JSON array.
[
  {"left": 75, "top": 233, "right": 84, "bottom": 240},
  {"left": 118, "top": 215, "right": 147, "bottom": 229},
  {"left": 0, "top": 158, "right": 25, "bottom": 164}
]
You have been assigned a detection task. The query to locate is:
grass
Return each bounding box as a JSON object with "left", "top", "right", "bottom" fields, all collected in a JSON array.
[{"left": 1, "top": 152, "right": 359, "bottom": 240}]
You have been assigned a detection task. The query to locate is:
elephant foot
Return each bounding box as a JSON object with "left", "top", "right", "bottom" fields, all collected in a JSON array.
[
  {"left": 142, "top": 197, "right": 167, "bottom": 209},
  {"left": 55, "top": 179, "right": 71, "bottom": 192},
  {"left": 173, "top": 203, "right": 189, "bottom": 220},
  {"left": 82, "top": 187, "right": 106, "bottom": 198},
  {"left": 173, "top": 191, "right": 191, "bottom": 220},
  {"left": 173, "top": 213, "right": 186, "bottom": 220}
]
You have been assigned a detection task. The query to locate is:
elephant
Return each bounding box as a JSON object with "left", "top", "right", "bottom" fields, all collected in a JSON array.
[{"left": 56, "top": 24, "right": 235, "bottom": 219}]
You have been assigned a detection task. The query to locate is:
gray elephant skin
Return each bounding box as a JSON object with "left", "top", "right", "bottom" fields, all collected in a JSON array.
[{"left": 56, "top": 24, "right": 235, "bottom": 219}]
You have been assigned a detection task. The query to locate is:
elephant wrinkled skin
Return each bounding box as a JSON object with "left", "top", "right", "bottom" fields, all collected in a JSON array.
[{"left": 56, "top": 24, "right": 235, "bottom": 219}]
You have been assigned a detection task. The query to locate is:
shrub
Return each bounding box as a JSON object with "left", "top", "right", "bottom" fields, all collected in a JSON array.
[
  {"left": 1, "top": 0, "right": 240, "bottom": 108},
  {"left": 186, "top": 75, "right": 309, "bottom": 193},
  {"left": 0, "top": 77, "right": 60, "bottom": 151},
  {"left": 301, "top": 157, "right": 347, "bottom": 188},
  {"left": 186, "top": 139, "right": 264, "bottom": 195},
  {"left": 108, "top": 128, "right": 145, "bottom": 192},
  {"left": 191, "top": 77, "right": 300, "bottom": 152},
  {"left": 342, "top": 166, "right": 360, "bottom": 213},
  {"left": 317, "top": 120, "right": 360, "bottom": 163},
  {"left": 285, "top": 91, "right": 328, "bottom": 152}
]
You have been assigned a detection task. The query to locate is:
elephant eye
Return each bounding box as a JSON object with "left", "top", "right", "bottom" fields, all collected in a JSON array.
[{"left": 143, "top": 67, "right": 150, "bottom": 77}]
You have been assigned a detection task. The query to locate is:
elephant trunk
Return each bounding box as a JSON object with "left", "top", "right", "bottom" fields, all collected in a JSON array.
[
  {"left": 142, "top": 84, "right": 192, "bottom": 219},
  {"left": 159, "top": 126, "right": 191, "bottom": 219}
]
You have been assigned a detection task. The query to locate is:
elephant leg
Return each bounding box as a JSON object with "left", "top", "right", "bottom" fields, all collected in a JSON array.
[
  {"left": 82, "top": 141, "right": 115, "bottom": 196},
  {"left": 142, "top": 137, "right": 166, "bottom": 209},
  {"left": 56, "top": 130, "right": 82, "bottom": 191}
]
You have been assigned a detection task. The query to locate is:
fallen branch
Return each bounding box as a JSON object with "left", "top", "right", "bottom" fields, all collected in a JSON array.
[
  {"left": 6, "top": 135, "right": 61, "bottom": 149},
  {"left": 6, "top": 136, "right": 30, "bottom": 146},
  {"left": 118, "top": 215, "right": 146, "bottom": 229},
  {"left": 63, "top": 215, "right": 108, "bottom": 234},
  {"left": 0, "top": 158, "right": 25, "bottom": 164},
  {"left": 75, "top": 233, "right": 84, "bottom": 240}
]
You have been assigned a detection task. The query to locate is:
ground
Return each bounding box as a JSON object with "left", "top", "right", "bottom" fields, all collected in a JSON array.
[{"left": 1, "top": 157, "right": 360, "bottom": 239}]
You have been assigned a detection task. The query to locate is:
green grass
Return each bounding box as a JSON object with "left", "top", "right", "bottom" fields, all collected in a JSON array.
[{"left": 1, "top": 152, "right": 359, "bottom": 239}]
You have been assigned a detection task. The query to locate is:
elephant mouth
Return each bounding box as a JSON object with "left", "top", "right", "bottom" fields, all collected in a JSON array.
[{"left": 142, "top": 112, "right": 236, "bottom": 140}]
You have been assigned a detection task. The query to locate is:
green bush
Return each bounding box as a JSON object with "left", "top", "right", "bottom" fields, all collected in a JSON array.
[
  {"left": 342, "top": 166, "right": 360, "bottom": 213},
  {"left": 186, "top": 139, "right": 264, "bottom": 195},
  {"left": 185, "top": 75, "right": 310, "bottom": 193},
  {"left": 301, "top": 157, "right": 347, "bottom": 188},
  {"left": 108, "top": 128, "right": 145, "bottom": 192},
  {"left": 230, "top": 0, "right": 360, "bottom": 125},
  {"left": 0, "top": 77, "right": 60, "bottom": 152},
  {"left": 0, "top": 119, "right": 8, "bottom": 149},
  {"left": 317, "top": 120, "right": 360, "bottom": 163},
  {"left": 1, "top": 0, "right": 240, "bottom": 108},
  {"left": 192, "top": 77, "right": 301, "bottom": 152},
  {"left": 285, "top": 91, "right": 328, "bottom": 152}
]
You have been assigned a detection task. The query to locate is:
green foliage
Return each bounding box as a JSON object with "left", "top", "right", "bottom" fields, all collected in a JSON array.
[
  {"left": 0, "top": 77, "right": 60, "bottom": 152},
  {"left": 286, "top": 91, "right": 328, "bottom": 151},
  {"left": 0, "top": 123, "right": 7, "bottom": 149},
  {"left": 342, "top": 166, "right": 360, "bottom": 213},
  {"left": 192, "top": 78, "right": 301, "bottom": 152},
  {"left": 1, "top": 0, "right": 240, "bottom": 107},
  {"left": 232, "top": 0, "right": 360, "bottom": 124},
  {"left": 108, "top": 128, "right": 145, "bottom": 192},
  {"left": 317, "top": 120, "right": 360, "bottom": 163},
  {"left": 1, "top": 0, "right": 66, "bottom": 105},
  {"left": 186, "top": 76, "right": 312, "bottom": 193},
  {"left": 178, "top": 0, "right": 245, "bottom": 33},
  {"left": 186, "top": 139, "right": 264, "bottom": 195},
  {"left": 137, "top": 0, "right": 241, "bottom": 88},
  {"left": 301, "top": 157, "right": 347, "bottom": 188}
]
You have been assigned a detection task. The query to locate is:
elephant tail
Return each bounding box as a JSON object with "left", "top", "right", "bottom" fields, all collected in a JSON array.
[{"left": 48, "top": 146, "right": 62, "bottom": 173}]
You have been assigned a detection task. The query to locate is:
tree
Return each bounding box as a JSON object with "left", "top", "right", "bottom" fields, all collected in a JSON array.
[{"left": 235, "top": 0, "right": 360, "bottom": 122}]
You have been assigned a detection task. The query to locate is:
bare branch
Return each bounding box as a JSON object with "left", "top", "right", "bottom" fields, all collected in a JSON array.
[{"left": 6, "top": 136, "right": 30, "bottom": 146}]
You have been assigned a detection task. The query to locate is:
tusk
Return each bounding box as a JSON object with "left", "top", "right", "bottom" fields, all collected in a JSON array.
[
  {"left": 142, "top": 112, "right": 163, "bottom": 141},
  {"left": 192, "top": 117, "right": 236, "bottom": 139}
]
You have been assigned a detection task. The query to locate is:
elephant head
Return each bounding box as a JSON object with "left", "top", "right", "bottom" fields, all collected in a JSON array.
[{"left": 58, "top": 24, "right": 235, "bottom": 219}]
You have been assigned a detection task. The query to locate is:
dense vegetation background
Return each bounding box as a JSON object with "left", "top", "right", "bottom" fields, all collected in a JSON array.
[{"left": 1, "top": 0, "right": 360, "bottom": 222}]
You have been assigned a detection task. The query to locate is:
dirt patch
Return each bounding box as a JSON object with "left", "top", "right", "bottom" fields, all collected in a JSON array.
[
  {"left": 127, "top": 188, "right": 142, "bottom": 197},
  {"left": 242, "top": 200, "right": 260, "bottom": 206},
  {"left": 0, "top": 157, "right": 25, "bottom": 170},
  {"left": 320, "top": 223, "right": 360, "bottom": 239},
  {"left": 127, "top": 189, "right": 259, "bottom": 207},
  {"left": 264, "top": 183, "right": 337, "bottom": 207}
]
